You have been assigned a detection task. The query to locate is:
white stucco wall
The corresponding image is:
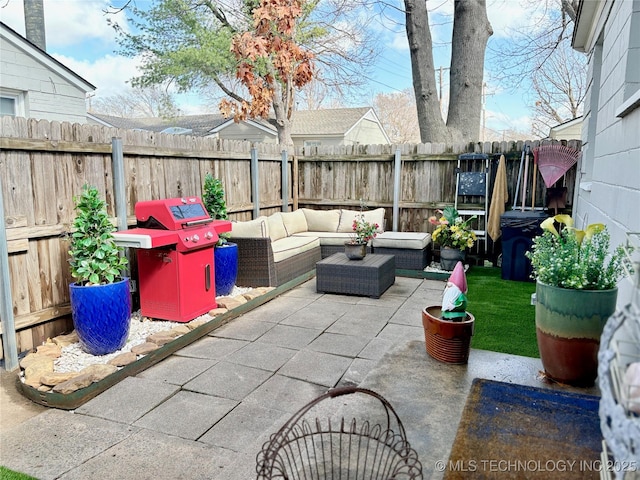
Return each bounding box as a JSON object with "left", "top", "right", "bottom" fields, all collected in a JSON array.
[
  {"left": 0, "top": 36, "right": 90, "bottom": 123},
  {"left": 575, "top": 0, "right": 640, "bottom": 308}
]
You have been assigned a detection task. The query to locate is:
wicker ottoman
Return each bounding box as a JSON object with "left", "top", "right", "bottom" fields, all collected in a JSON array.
[
  {"left": 372, "top": 232, "right": 431, "bottom": 270},
  {"left": 316, "top": 253, "right": 395, "bottom": 298}
]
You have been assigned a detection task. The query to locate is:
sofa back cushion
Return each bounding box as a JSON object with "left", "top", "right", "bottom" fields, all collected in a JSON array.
[
  {"left": 301, "top": 208, "right": 341, "bottom": 232},
  {"left": 230, "top": 216, "right": 269, "bottom": 238},
  {"left": 281, "top": 210, "right": 308, "bottom": 236},
  {"left": 267, "top": 212, "right": 288, "bottom": 241},
  {"left": 337, "top": 208, "right": 385, "bottom": 234}
]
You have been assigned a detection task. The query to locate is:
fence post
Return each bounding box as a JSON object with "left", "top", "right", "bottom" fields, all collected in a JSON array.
[
  {"left": 251, "top": 147, "right": 260, "bottom": 218},
  {"left": 281, "top": 150, "right": 288, "bottom": 212},
  {"left": 393, "top": 148, "right": 401, "bottom": 232},
  {"left": 112, "top": 138, "right": 127, "bottom": 231},
  {"left": 111, "top": 137, "right": 130, "bottom": 277},
  {"left": 0, "top": 180, "right": 18, "bottom": 371}
]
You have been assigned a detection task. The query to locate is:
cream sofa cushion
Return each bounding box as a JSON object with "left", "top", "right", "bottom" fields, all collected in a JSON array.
[
  {"left": 337, "top": 208, "right": 385, "bottom": 233},
  {"left": 267, "top": 212, "right": 288, "bottom": 241},
  {"left": 230, "top": 216, "right": 269, "bottom": 238},
  {"left": 271, "top": 236, "right": 320, "bottom": 263},
  {"left": 372, "top": 231, "right": 431, "bottom": 249},
  {"left": 281, "top": 210, "right": 308, "bottom": 236},
  {"left": 301, "top": 208, "right": 341, "bottom": 232}
]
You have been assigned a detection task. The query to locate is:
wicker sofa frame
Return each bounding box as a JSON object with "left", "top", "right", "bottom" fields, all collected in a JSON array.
[{"left": 233, "top": 237, "right": 322, "bottom": 287}]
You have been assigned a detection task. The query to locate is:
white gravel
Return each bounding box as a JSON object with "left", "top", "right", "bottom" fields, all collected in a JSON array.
[{"left": 53, "top": 286, "right": 253, "bottom": 373}]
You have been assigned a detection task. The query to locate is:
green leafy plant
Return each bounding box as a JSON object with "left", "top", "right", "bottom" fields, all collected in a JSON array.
[
  {"left": 202, "top": 173, "right": 230, "bottom": 245},
  {"left": 428, "top": 206, "right": 477, "bottom": 250},
  {"left": 525, "top": 215, "right": 633, "bottom": 290},
  {"left": 68, "top": 185, "right": 127, "bottom": 286}
]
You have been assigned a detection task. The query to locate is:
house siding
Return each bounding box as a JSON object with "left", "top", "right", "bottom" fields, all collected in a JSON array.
[
  {"left": 344, "top": 118, "right": 389, "bottom": 145},
  {"left": 575, "top": 0, "right": 640, "bottom": 307},
  {"left": 208, "top": 121, "right": 276, "bottom": 144},
  {"left": 1, "top": 32, "right": 89, "bottom": 123}
]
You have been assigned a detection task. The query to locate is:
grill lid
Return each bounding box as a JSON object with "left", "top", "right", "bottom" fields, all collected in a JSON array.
[{"left": 136, "top": 197, "right": 212, "bottom": 231}]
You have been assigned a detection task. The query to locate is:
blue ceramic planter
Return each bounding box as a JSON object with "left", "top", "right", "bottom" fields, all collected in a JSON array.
[
  {"left": 69, "top": 278, "right": 131, "bottom": 356},
  {"left": 215, "top": 243, "right": 238, "bottom": 296}
]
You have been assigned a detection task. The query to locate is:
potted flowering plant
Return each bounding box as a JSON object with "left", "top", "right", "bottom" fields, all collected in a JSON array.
[
  {"left": 525, "top": 214, "right": 633, "bottom": 386},
  {"left": 344, "top": 213, "right": 379, "bottom": 260},
  {"left": 428, "top": 206, "right": 477, "bottom": 270}
]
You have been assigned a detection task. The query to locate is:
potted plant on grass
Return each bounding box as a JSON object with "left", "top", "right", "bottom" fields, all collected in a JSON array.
[
  {"left": 344, "top": 212, "right": 379, "bottom": 260},
  {"left": 202, "top": 173, "right": 238, "bottom": 296},
  {"left": 68, "top": 185, "right": 131, "bottom": 356},
  {"left": 428, "top": 206, "right": 477, "bottom": 271},
  {"left": 526, "top": 214, "right": 633, "bottom": 386}
]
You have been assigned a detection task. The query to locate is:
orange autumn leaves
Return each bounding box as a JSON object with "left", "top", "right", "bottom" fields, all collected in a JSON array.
[{"left": 219, "top": 0, "right": 314, "bottom": 121}]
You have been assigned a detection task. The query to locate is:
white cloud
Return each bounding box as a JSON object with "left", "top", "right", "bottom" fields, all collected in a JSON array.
[
  {"left": 1, "top": 0, "right": 127, "bottom": 49},
  {"left": 53, "top": 53, "right": 140, "bottom": 98}
]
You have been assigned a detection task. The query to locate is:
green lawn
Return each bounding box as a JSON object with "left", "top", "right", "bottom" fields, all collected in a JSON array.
[
  {"left": 0, "top": 467, "right": 38, "bottom": 480},
  {"left": 465, "top": 267, "right": 540, "bottom": 358}
]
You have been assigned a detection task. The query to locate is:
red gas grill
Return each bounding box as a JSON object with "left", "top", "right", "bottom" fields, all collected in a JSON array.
[{"left": 113, "top": 197, "right": 231, "bottom": 322}]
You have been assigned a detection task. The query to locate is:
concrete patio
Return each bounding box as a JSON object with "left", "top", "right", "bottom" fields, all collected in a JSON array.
[{"left": 0, "top": 275, "right": 597, "bottom": 479}]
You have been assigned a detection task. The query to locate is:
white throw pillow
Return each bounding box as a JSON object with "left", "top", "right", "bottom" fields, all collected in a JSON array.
[
  {"left": 337, "top": 208, "right": 385, "bottom": 233},
  {"left": 281, "top": 210, "right": 308, "bottom": 235},
  {"left": 230, "top": 217, "right": 269, "bottom": 238},
  {"left": 301, "top": 208, "right": 341, "bottom": 232},
  {"left": 267, "top": 212, "right": 288, "bottom": 241}
]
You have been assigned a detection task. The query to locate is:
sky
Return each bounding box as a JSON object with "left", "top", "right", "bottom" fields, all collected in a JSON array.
[{"left": 0, "top": 0, "right": 560, "bottom": 138}]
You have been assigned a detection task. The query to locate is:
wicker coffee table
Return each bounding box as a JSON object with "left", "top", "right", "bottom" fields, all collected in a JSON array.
[{"left": 316, "top": 253, "right": 395, "bottom": 298}]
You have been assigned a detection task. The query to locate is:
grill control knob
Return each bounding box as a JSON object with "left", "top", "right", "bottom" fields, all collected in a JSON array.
[
  {"left": 192, "top": 234, "right": 200, "bottom": 242},
  {"left": 204, "top": 231, "right": 213, "bottom": 240}
]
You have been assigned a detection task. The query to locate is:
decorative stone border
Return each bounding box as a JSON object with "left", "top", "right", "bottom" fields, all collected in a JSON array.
[{"left": 16, "top": 274, "right": 314, "bottom": 409}]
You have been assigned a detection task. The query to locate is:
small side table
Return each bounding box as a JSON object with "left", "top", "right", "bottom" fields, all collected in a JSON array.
[{"left": 316, "top": 253, "right": 395, "bottom": 298}]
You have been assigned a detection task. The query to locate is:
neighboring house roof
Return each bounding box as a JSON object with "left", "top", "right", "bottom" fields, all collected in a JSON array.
[
  {"left": 88, "top": 107, "right": 389, "bottom": 142},
  {"left": 548, "top": 116, "right": 583, "bottom": 139},
  {"left": 0, "top": 21, "right": 95, "bottom": 93},
  {"left": 290, "top": 107, "right": 387, "bottom": 140},
  {"left": 88, "top": 113, "right": 234, "bottom": 136}
]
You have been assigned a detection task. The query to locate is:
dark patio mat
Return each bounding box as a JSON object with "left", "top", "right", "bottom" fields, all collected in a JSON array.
[{"left": 445, "top": 378, "right": 601, "bottom": 479}]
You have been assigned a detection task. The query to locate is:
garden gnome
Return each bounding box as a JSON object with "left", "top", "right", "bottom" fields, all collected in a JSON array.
[{"left": 441, "top": 261, "right": 468, "bottom": 320}]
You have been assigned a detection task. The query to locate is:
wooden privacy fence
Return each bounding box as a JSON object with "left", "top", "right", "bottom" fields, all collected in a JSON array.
[{"left": 0, "top": 116, "right": 579, "bottom": 365}]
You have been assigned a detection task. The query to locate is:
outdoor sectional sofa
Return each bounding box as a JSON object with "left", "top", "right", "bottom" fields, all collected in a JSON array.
[{"left": 229, "top": 208, "right": 431, "bottom": 287}]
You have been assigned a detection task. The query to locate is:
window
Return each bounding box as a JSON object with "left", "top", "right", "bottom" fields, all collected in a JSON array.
[{"left": 0, "top": 89, "right": 25, "bottom": 118}]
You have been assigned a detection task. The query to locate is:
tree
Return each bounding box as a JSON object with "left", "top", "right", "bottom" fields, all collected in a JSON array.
[
  {"left": 404, "top": 0, "right": 493, "bottom": 144},
  {"left": 109, "top": 0, "right": 378, "bottom": 145},
  {"left": 373, "top": 89, "right": 420, "bottom": 144},
  {"left": 531, "top": 38, "right": 586, "bottom": 138},
  {"left": 219, "top": 0, "right": 314, "bottom": 146},
  {"left": 90, "top": 86, "right": 180, "bottom": 118},
  {"left": 489, "top": 0, "right": 585, "bottom": 137}
]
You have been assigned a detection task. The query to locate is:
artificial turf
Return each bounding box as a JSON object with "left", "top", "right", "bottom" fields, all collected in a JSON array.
[{"left": 465, "top": 266, "right": 540, "bottom": 358}]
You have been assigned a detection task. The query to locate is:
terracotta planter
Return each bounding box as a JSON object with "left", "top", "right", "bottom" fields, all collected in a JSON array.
[
  {"left": 439, "top": 247, "right": 466, "bottom": 271},
  {"left": 344, "top": 242, "right": 367, "bottom": 260},
  {"left": 422, "top": 306, "right": 475, "bottom": 364},
  {"left": 535, "top": 281, "right": 617, "bottom": 387}
]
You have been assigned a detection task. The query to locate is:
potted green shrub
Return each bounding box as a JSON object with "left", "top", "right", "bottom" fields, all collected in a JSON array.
[
  {"left": 68, "top": 185, "right": 131, "bottom": 355},
  {"left": 526, "top": 214, "right": 633, "bottom": 386},
  {"left": 428, "top": 206, "right": 477, "bottom": 270},
  {"left": 202, "top": 174, "right": 238, "bottom": 296}
]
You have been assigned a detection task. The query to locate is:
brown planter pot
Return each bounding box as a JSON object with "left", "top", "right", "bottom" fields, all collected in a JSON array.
[
  {"left": 422, "top": 306, "right": 475, "bottom": 364},
  {"left": 535, "top": 281, "right": 617, "bottom": 387},
  {"left": 344, "top": 242, "right": 367, "bottom": 260}
]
